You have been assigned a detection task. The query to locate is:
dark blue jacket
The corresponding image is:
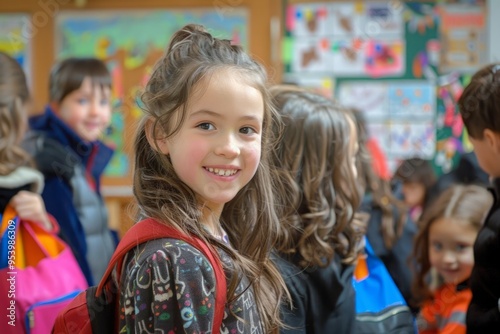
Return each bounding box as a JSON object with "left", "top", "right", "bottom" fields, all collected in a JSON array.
[{"left": 27, "top": 107, "right": 115, "bottom": 285}]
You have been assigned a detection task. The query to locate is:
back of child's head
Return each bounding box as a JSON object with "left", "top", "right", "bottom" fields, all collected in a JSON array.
[
  {"left": 393, "top": 157, "right": 436, "bottom": 186},
  {"left": 49, "top": 57, "right": 111, "bottom": 103},
  {"left": 270, "top": 86, "right": 361, "bottom": 267},
  {"left": 351, "top": 108, "right": 407, "bottom": 249},
  {"left": 0, "top": 52, "right": 31, "bottom": 175},
  {"left": 134, "top": 24, "right": 284, "bottom": 330},
  {"left": 458, "top": 63, "right": 500, "bottom": 139},
  {"left": 411, "top": 184, "right": 492, "bottom": 304}
]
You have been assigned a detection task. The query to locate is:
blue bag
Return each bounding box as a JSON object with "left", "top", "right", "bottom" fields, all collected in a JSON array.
[{"left": 353, "top": 238, "right": 416, "bottom": 334}]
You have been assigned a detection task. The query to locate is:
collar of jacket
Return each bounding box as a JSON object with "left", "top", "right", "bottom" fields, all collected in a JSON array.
[{"left": 29, "top": 106, "right": 114, "bottom": 181}]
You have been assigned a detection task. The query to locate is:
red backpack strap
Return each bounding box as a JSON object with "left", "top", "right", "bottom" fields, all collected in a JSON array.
[{"left": 97, "top": 218, "right": 226, "bottom": 333}]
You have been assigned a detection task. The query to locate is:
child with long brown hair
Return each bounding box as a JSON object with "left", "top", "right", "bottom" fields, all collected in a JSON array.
[
  {"left": 412, "top": 185, "right": 492, "bottom": 333},
  {"left": 271, "top": 86, "right": 362, "bottom": 333},
  {"left": 119, "top": 24, "right": 287, "bottom": 332},
  {"left": 0, "top": 51, "right": 55, "bottom": 232}
]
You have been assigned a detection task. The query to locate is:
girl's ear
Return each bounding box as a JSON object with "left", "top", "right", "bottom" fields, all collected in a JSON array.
[
  {"left": 484, "top": 129, "right": 500, "bottom": 154},
  {"left": 145, "top": 118, "right": 169, "bottom": 155}
]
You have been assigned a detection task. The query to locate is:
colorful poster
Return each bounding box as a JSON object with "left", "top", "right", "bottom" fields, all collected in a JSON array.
[
  {"left": 56, "top": 9, "right": 248, "bottom": 178},
  {"left": 0, "top": 14, "right": 31, "bottom": 79},
  {"left": 437, "top": 4, "right": 487, "bottom": 73}
]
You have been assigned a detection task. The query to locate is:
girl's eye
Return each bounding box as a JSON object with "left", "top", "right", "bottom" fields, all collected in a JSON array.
[
  {"left": 100, "top": 98, "right": 109, "bottom": 106},
  {"left": 432, "top": 241, "right": 442, "bottom": 251},
  {"left": 240, "top": 127, "right": 257, "bottom": 135},
  {"left": 197, "top": 123, "right": 215, "bottom": 131},
  {"left": 77, "top": 98, "right": 89, "bottom": 105},
  {"left": 456, "top": 244, "right": 468, "bottom": 252}
]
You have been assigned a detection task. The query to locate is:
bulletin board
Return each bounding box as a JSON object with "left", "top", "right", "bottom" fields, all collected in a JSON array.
[
  {"left": 282, "top": 0, "right": 487, "bottom": 175},
  {"left": 55, "top": 9, "right": 249, "bottom": 187}
]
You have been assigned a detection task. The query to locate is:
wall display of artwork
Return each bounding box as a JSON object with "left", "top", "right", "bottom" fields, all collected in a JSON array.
[{"left": 283, "top": 1, "right": 487, "bottom": 175}]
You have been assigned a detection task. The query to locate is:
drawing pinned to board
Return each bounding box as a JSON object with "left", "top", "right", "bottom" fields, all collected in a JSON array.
[
  {"left": 331, "top": 2, "right": 363, "bottom": 36},
  {"left": 56, "top": 9, "right": 248, "bottom": 179},
  {"left": 389, "top": 120, "right": 435, "bottom": 158},
  {"left": 291, "top": 38, "right": 332, "bottom": 72},
  {"left": 288, "top": 3, "right": 330, "bottom": 37},
  {"left": 365, "top": 1, "right": 404, "bottom": 36},
  {"left": 387, "top": 83, "right": 434, "bottom": 119},
  {"left": 338, "top": 82, "right": 388, "bottom": 119},
  {"left": 437, "top": 4, "right": 487, "bottom": 73},
  {"left": 365, "top": 39, "right": 405, "bottom": 77}
]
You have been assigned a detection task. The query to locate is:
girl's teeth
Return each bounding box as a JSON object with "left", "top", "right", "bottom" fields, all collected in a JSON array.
[{"left": 206, "top": 167, "right": 236, "bottom": 176}]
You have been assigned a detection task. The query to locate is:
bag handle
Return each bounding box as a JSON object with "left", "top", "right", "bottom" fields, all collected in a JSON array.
[{"left": 97, "top": 218, "right": 227, "bottom": 333}]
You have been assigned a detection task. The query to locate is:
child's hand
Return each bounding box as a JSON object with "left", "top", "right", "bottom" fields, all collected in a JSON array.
[{"left": 9, "top": 191, "right": 53, "bottom": 231}]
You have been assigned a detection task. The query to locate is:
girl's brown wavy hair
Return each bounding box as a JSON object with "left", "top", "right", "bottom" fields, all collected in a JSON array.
[
  {"left": 411, "top": 184, "right": 492, "bottom": 306},
  {"left": 0, "top": 52, "right": 31, "bottom": 175},
  {"left": 134, "top": 24, "right": 286, "bottom": 332},
  {"left": 271, "top": 87, "right": 362, "bottom": 267}
]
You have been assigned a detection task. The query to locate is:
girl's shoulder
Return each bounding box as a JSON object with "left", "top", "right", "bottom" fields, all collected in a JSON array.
[{"left": 125, "top": 237, "right": 214, "bottom": 271}]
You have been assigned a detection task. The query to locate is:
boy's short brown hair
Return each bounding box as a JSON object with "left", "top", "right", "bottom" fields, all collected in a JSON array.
[
  {"left": 458, "top": 63, "right": 500, "bottom": 139},
  {"left": 49, "top": 57, "right": 112, "bottom": 103}
]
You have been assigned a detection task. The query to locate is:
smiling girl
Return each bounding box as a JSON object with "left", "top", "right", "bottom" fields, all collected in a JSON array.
[
  {"left": 119, "top": 24, "right": 287, "bottom": 333},
  {"left": 412, "top": 184, "right": 492, "bottom": 333}
]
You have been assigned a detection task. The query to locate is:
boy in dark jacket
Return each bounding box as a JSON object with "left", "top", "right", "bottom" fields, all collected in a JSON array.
[
  {"left": 458, "top": 63, "right": 500, "bottom": 333},
  {"left": 28, "top": 58, "right": 116, "bottom": 286}
]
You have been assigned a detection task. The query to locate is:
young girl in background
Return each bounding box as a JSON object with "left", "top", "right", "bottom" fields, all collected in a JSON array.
[
  {"left": 27, "top": 57, "right": 115, "bottom": 286},
  {"left": 393, "top": 157, "right": 437, "bottom": 222},
  {"left": 120, "top": 24, "right": 287, "bottom": 332},
  {"left": 271, "top": 86, "right": 362, "bottom": 333},
  {"left": 0, "top": 51, "right": 57, "bottom": 233},
  {"left": 412, "top": 184, "right": 492, "bottom": 333}
]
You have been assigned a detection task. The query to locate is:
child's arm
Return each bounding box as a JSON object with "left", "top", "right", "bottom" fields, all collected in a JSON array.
[
  {"left": 119, "top": 240, "right": 220, "bottom": 332},
  {"left": 9, "top": 190, "right": 58, "bottom": 231}
]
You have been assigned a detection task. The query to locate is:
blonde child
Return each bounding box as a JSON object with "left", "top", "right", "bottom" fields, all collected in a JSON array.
[
  {"left": 412, "top": 185, "right": 492, "bottom": 333},
  {"left": 270, "top": 86, "right": 362, "bottom": 333},
  {"left": 119, "top": 24, "right": 287, "bottom": 332},
  {"left": 28, "top": 57, "right": 115, "bottom": 286},
  {"left": 0, "top": 51, "right": 56, "bottom": 232}
]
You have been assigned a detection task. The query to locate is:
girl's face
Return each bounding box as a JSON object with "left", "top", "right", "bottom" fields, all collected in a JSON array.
[
  {"left": 156, "top": 70, "right": 264, "bottom": 216},
  {"left": 402, "top": 181, "right": 425, "bottom": 207},
  {"left": 428, "top": 217, "right": 477, "bottom": 285},
  {"left": 52, "top": 76, "right": 111, "bottom": 142}
]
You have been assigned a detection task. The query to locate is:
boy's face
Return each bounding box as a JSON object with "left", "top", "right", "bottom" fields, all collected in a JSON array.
[
  {"left": 469, "top": 130, "right": 500, "bottom": 178},
  {"left": 53, "top": 76, "right": 111, "bottom": 142}
]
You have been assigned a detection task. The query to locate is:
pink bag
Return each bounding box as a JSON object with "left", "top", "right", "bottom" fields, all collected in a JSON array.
[{"left": 0, "top": 208, "right": 88, "bottom": 334}]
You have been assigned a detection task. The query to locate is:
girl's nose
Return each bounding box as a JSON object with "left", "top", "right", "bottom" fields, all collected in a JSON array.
[{"left": 214, "top": 133, "right": 240, "bottom": 158}]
